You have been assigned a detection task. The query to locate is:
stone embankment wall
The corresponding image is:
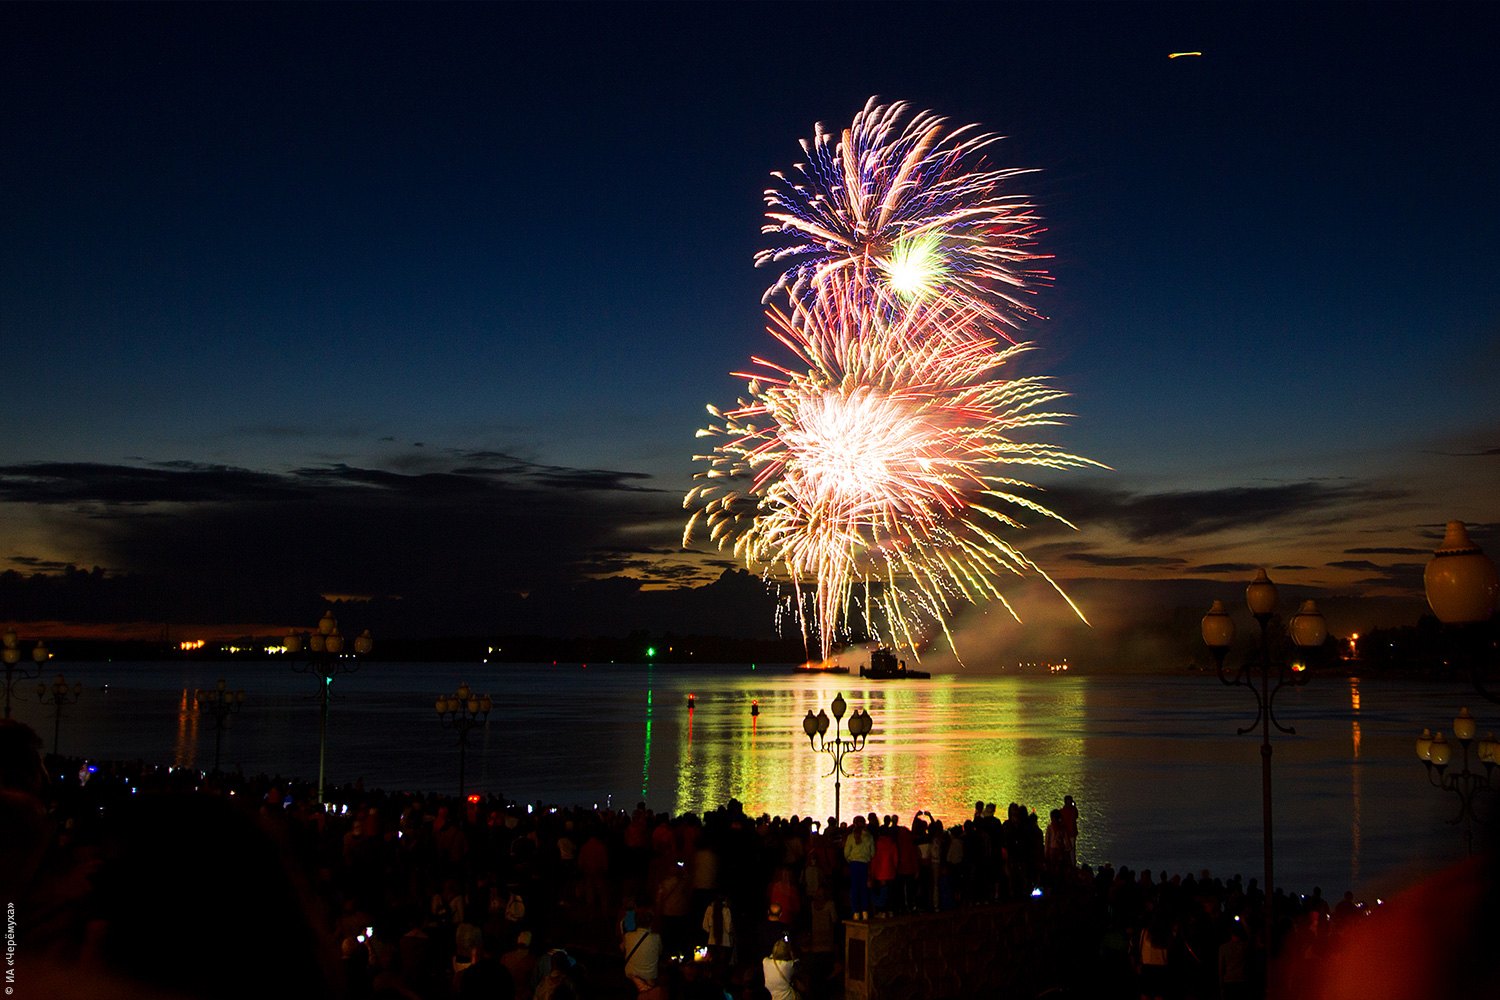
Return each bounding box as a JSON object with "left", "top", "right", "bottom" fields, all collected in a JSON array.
[{"left": 843, "top": 893, "right": 1095, "bottom": 1000}]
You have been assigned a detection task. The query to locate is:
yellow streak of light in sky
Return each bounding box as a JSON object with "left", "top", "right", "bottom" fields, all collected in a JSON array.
[{"left": 1168, "top": 52, "right": 1203, "bottom": 59}]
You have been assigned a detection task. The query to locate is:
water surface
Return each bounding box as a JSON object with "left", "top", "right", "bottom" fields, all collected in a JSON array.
[{"left": 13, "top": 660, "right": 1486, "bottom": 899}]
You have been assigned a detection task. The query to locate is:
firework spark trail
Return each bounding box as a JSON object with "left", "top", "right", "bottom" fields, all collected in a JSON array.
[
  {"left": 687, "top": 98, "right": 1102, "bottom": 663},
  {"left": 686, "top": 280, "right": 1101, "bottom": 660},
  {"left": 755, "top": 97, "right": 1050, "bottom": 342}
]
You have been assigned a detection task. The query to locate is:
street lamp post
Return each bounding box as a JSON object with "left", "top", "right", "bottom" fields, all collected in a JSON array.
[
  {"left": 3, "top": 630, "right": 48, "bottom": 719},
  {"left": 802, "top": 692, "right": 874, "bottom": 827},
  {"left": 1415, "top": 708, "right": 1497, "bottom": 855},
  {"left": 1201, "top": 570, "right": 1326, "bottom": 991},
  {"left": 285, "top": 610, "right": 373, "bottom": 804},
  {"left": 195, "top": 678, "right": 246, "bottom": 774},
  {"left": 1423, "top": 520, "right": 1500, "bottom": 703},
  {"left": 36, "top": 672, "right": 84, "bottom": 758},
  {"left": 435, "top": 682, "right": 492, "bottom": 798}
]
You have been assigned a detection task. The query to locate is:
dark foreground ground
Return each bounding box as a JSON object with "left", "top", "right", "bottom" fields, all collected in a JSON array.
[{"left": 5, "top": 724, "right": 1499, "bottom": 1000}]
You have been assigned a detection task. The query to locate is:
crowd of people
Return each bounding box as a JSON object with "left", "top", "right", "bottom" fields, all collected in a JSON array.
[{"left": 3, "top": 718, "right": 1386, "bottom": 1000}]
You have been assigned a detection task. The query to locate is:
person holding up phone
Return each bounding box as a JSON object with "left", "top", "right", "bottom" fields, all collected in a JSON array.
[{"left": 762, "top": 938, "right": 800, "bottom": 1000}]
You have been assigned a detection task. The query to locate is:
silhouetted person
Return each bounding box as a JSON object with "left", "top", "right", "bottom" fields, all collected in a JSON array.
[
  {"left": 0, "top": 718, "right": 48, "bottom": 799},
  {"left": 1219, "top": 922, "right": 1250, "bottom": 1000},
  {"left": 0, "top": 720, "right": 49, "bottom": 903},
  {"left": 500, "top": 929, "right": 538, "bottom": 997},
  {"left": 1061, "top": 794, "right": 1079, "bottom": 867},
  {"left": 0, "top": 719, "right": 91, "bottom": 972},
  {"left": 458, "top": 933, "right": 512, "bottom": 999},
  {"left": 89, "top": 792, "right": 338, "bottom": 1000}
]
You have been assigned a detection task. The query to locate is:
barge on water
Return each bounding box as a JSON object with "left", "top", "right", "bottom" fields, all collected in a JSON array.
[
  {"left": 859, "top": 647, "right": 929, "bottom": 679},
  {"left": 794, "top": 661, "right": 850, "bottom": 674}
]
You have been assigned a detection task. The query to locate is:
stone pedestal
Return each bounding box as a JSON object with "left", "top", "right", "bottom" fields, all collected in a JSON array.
[{"left": 842, "top": 894, "right": 1091, "bottom": 1000}]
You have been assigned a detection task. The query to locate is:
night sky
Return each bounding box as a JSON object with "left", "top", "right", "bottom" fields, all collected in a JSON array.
[{"left": 3, "top": 2, "right": 1496, "bottom": 652}]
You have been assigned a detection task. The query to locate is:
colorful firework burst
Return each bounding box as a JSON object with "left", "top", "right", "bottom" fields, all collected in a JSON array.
[
  {"left": 686, "top": 275, "right": 1100, "bottom": 661},
  {"left": 755, "top": 97, "right": 1049, "bottom": 342},
  {"left": 688, "top": 99, "right": 1099, "bottom": 662}
]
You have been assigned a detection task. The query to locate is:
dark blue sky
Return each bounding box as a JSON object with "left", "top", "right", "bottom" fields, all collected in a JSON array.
[{"left": 3, "top": 2, "right": 1496, "bottom": 646}]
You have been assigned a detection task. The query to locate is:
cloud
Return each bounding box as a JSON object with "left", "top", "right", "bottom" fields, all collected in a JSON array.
[
  {"left": 5, "top": 554, "right": 72, "bottom": 572},
  {"left": 1343, "top": 561, "right": 1426, "bottom": 588},
  {"left": 1184, "top": 562, "right": 1260, "bottom": 574},
  {"left": 455, "top": 450, "right": 663, "bottom": 492},
  {"left": 1064, "top": 553, "right": 1186, "bottom": 568},
  {"left": 0, "top": 462, "right": 1445, "bottom": 641},
  {"left": 1044, "top": 480, "right": 1407, "bottom": 543},
  {"left": 0, "top": 462, "right": 305, "bottom": 505},
  {"left": 1433, "top": 446, "right": 1500, "bottom": 457},
  {"left": 0, "top": 457, "right": 724, "bottom": 635}
]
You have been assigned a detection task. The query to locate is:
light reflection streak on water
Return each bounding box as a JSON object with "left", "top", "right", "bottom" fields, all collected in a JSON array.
[
  {"left": 641, "top": 670, "right": 654, "bottom": 801},
  {"left": 173, "top": 688, "right": 199, "bottom": 769},
  {"left": 676, "top": 690, "right": 773, "bottom": 818},
  {"left": 49, "top": 663, "right": 1477, "bottom": 899},
  {"left": 1350, "top": 678, "right": 1362, "bottom": 888},
  {"left": 672, "top": 679, "right": 1087, "bottom": 827}
]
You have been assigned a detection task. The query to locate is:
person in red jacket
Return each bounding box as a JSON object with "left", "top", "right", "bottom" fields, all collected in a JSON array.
[
  {"left": 895, "top": 818, "right": 920, "bottom": 914},
  {"left": 767, "top": 866, "right": 803, "bottom": 935},
  {"left": 869, "top": 823, "right": 899, "bottom": 917}
]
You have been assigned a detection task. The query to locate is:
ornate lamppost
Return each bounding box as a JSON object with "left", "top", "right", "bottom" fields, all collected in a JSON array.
[
  {"left": 285, "top": 610, "right": 373, "bottom": 804},
  {"left": 3, "top": 629, "right": 48, "bottom": 719},
  {"left": 36, "top": 672, "right": 84, "bottom": 758},
  {"left": 802, "top": 692, "right": 874, "bottom": 826},
  {"left": 435, "top": 682, "right": 492, "bottom": 798},
  {"left": 195, "top": 678, "right": 246, "bottom": 774},
  {"left": 1415, "top": 708, "right": 1497, "bottom": 856},
  {"left": 1424, "top": 521, "right": 1500, "bottom": 703},
  {"left": 1201, "top": 570, "right": 1326, "bottom": 987}
]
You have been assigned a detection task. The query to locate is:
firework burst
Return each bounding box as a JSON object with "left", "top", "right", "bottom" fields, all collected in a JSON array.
[
  {"left": 688, "top": 99, "right": 1100, "bottom": 663},
  {"left": 686, "top": 278, "right": 1101, "bottom": 660},
  {"left": 756, "top": 97, "right": 1049, "bottom": 341}
]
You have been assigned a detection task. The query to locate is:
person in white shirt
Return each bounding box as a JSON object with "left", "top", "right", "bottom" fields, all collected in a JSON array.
[
  {"left": 621, "top": 907, "right": 662, "bottom": 991},
  {"left": 762, "top": 937, "right": 799, "bottom": 1000}
]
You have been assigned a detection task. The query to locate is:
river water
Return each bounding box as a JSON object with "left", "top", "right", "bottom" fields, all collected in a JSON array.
[{"left": 12, "top": 659, "right": 1489, "bottom": 900}]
